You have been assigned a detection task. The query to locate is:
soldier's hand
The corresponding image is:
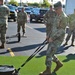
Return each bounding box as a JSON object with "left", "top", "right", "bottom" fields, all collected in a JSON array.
[
  {"left": 46, "top": 36, "right": 49, "bottom": 42},
  {"left": 49, "top": 38, "right": 53, "bottom": 43}
]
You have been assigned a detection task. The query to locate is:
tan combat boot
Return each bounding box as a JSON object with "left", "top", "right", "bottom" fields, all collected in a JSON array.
[
  {"left": 53, "top": 60, "right": 63, "bottom": 72},
  {"left": 22, "top": 33, "right": 25, "bottom": 37},
  {"left": 39, "top": 67, "right": 52, "bottom": 75}
]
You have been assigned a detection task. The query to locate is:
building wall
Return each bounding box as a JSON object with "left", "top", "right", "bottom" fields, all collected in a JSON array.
[
  {"left": 48, "top": 0, "right": 66, "bottom": 4},
  {"left": 65, "top": 0, "right": 75, "bottom": 15}
]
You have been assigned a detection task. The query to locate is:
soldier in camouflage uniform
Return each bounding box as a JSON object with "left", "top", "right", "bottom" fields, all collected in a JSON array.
[
  {"left": 17, "top": 7, "right": 27, "bottom": 36},
  {"left": 39, "top": 1, "right": 68, "bottom": 75},
  {"left": 0, "top": 0, "right": 10, "bottom": 48},
  {"left": 44, "top": 5, "right": 56, "bottom": 40},
  {"left": 63, "top": 9, "right": 75, "bottom": 46}
]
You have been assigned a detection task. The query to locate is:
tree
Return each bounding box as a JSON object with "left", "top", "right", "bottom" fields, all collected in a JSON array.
[
  {"left": 28, "top": 3, "right": 40, "bottom": 7},
  {"left": 9, "top": 0, "right": 18, "bottom": 6},
  {"left": 41, "top": 0, "right": 50, "bottom": 7}
]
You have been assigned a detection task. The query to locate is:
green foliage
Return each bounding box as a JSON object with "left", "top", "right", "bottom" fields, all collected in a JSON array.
[
  {"left": 27, "top": 0, "right": 50, "bottom": 7},
  {"left": 8, "top": 0, "right": 50, "bottom": 8},
  {"left": 28, "top": 3, "right": 40, "bottom": 7},
  {"left": 42, "top": 0, "right": 50, "bottom": 7},
  {"left": 8, "top": 0, "right": 18, "bottom": 6},
  {"left": 31, "top": 3, "right": 40, "bottom": 7}
]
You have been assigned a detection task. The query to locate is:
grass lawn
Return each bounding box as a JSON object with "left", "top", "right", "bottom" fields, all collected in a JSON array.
[{"left": 0, "top": 55, "right": 75, "bottom": 75}]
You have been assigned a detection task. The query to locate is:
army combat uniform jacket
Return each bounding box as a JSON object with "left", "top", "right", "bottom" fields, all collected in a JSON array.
[
  {"left": 0, "top": 4, "right": 10, "bottom": 43},
  {"left": 44, "top": 10, "right": 56, "bottom": 37},
  {"left": 0, "top": 4, "right": 10, "bottom": 29},
  {"left": 50, "top": 11, "right": 68, "bottom": 47},
  {"left": 68, "top": 14, "right": 75, "bottom": 30},
  {"left": 17, "top": 11, "right": 27, "bottom": 25}
]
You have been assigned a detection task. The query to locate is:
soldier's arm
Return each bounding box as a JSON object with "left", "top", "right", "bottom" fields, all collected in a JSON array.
[
  {"left": 50, "top": 17, "right": 67, "bottom": 41},
  {"left": 50, "top": 29, "right": 65, "bottom": 41},
  {"left": 43, "top": 11, "right": 49, "bottom": 25},
  {"left": 25, "top": 12, "right": 27, "bottom": 23},
  {"left": 6, "top": 6, "right": 10, "bottom": 16}
]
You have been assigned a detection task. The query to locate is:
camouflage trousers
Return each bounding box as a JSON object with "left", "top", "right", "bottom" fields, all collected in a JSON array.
[
  {"left": 17, "top": 22, "right": 26, "bottom": 34},
  {"left": 45, "top": 42, "right": 62, "bottom": 68},
  {"left": 66, "top": 29, "right": 75, "bottom": 43},
  {"left": 46, "top": 24, "right": 52, "bottom": 37},
  {"left": 0, "top": 25, "right": 7, "bottom": 43},
  {"left": 45, "top": 29, "right": 65, "bottom": 68}
]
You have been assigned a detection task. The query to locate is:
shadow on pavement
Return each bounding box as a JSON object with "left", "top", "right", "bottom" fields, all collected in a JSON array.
[
  {"left": 0, "top": 51, "right": 8, "bottom": 55},
  {"left": 62, "top": 54, "right": 75, "bottom": 62},
  {"left": 0, "top": 43, "right": 72, "bottom": 56},
  {"left": 0, "top": 43, "right": 43, "bottom": 55},
  {"left": 6, "top": 40, "right": 19, "bottom": 44},
  {"left": 36, "top": 50, "right": 46, "bottom": 58},
  {"left": 56, "top": 45, "right": 71, "bottom": 54},
  {"left": 34, "top": 28, "right": 46, "bottom": 33},
  {"left": 10, "top": 43, "right": 42, "bottom": 52},
  {"left": 36, "top": 45, "right": 72, "bottom": 58}
]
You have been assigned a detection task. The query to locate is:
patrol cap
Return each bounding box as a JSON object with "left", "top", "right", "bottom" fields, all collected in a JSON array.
[
  {"left": 21, "top": 7, "right": 25, "bottom": 10},
  {"left": 50, "top": 4, "right": 53, "bottom": 8},
  {"left": 54, "top": 1, "right": 62, "bottom": 9},
  {"left": 50, "top": 3, "right": 54, "bottom": 9},
  {"left": 50, "top": 5, "right": 52, "bottom": 8},
  {"left": 22, "top": 7, "right": 25, "bottom": 9}
]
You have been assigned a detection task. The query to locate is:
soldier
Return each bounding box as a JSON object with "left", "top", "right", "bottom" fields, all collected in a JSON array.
[
  {"left": 63, "top": 9, "right": 75, "bottom": 46},
  {"left": 44, "top": 5, "right": 56, "bottom": 41},
  {"left": 17, "top": 7, "right": 27, "bottom": 37},
  {"left": 39, "top": 1, "right": 68, "bottom": 75},
  {"left": 0, "top": 0, "right": 10, "bottom": 48}
]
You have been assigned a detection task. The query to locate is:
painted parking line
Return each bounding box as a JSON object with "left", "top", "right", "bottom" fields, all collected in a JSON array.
[
  {"left": 26, "top": 25, "right": 33, "bottom": 29},
  {"left": 7, "top": 48, "right": 15, "bottom": 57}
]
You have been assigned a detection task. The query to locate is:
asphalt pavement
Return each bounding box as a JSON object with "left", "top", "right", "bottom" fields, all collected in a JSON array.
[{"left": 0, "top": 21, "right": 75, "bottom": 56}]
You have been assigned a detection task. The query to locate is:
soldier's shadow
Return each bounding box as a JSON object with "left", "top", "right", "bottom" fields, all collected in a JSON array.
[
  {"left": 6, "top": 41, "right": 19, "bottom": 44},
  {"left": 36, "top": 45, "right": 71, "bottom": 58},
  {"left": 56, "top": 45, "right": 71, "bottom": 54},
  {"left": 62, "top": 54, "right": 75, "bottom": 62}
]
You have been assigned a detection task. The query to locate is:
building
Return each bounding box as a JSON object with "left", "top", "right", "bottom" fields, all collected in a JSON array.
[
  {"left": 48, "top": 0, "right": 66, "bottom": 4},
  {"left": 65, "top": 0, "right": 75, "bottom": 15}
]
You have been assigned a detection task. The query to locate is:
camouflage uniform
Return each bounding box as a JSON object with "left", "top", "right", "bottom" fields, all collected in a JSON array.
[
  {"left": 17, "top": 8, "right": 27, "bottom": 35},
  {"left": 39, "top": 2, "right": 68, "bottom": 75},
  {"left": 45, "top": 10, "right": 68, "bottom": 66},
  {"left": 0, "top": 0, "right": 10, "bottom": 48},
  {"left": 64, "top": 14, "right": 75, "bottom": 46},
  {"left": 44, "top": 9, "right": 56, "bottom": 38}
]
